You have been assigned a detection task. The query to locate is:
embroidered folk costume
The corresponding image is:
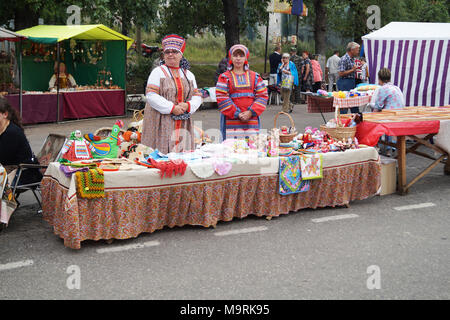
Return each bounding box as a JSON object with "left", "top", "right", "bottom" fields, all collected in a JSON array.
[
  {"left": 216, "top": 44, "right": 268, "bottom": 140},
  {"left": 142, "top": 34, "right": 202, "bottom": 153}
]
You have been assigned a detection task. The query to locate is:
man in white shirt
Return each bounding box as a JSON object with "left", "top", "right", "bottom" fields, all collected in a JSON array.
[{"left": 325, "top": 50, "right": 340, "bottom": 91}]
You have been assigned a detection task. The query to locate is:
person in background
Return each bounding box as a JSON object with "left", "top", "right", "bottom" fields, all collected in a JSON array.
[
  {"left": 0, "top": 97, "right": 42, "bottom": 188},
  {"left": 216, "top": 44, "right": 268, "bottom": 140},
  {"left": 311, "top": 54, "right": 323, "bottom": 92},
  {"left": 326, "top": 50, "right": 340, "bottom": 92},
  {"left": 48, "top": 62, "right": 76, "bottom": 90},
  {"left": 359, "top": 56, "right": 369, "bottom": 84},
  {"left": 277, "top": 53, "right": 299, "bottom": 113},
  {"left": 269, "top": 46, "right": 282, "bottom": 86},
  {"left": 337, "top": 42, "right": 360, "bottom": 114},
  {"left": 369, "top": 68, "right": 405, "bottom": 111},
  {"left": 214, "top": 51, "right": 229, "bottom": 85},
  {"left": 142, "top": 34, "right": 202, "bottom": 153},
  {"left": 300, "top": 51, "right": 313, "bottom": 103},
  {"left": 289, "top": 47, "right": 303, "bottom": 104}
]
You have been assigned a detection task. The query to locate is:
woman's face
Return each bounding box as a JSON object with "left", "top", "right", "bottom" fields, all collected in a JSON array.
[
  {"left": 231, "top": 51, "right": 245, "bottom": 70},
  {"left": 282, "top": 56, "right": 289, "bottom": 64},
  {"left": 164, "top": 49, "right": 182, "bottom": 67},
  {"left": 302, "top": 53, "right": 308, "bottom": 59},
  {"left": 0, "top": 112, "right": 8, "bottom": 127}
]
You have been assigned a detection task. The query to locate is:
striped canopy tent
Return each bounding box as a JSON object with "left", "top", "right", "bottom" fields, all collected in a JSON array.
[
  {"left": 362, "top": 22, "right": 450, "bottom": 107},
  {"left": 0, "top": 27, "right": 26, "bottom": 41}
]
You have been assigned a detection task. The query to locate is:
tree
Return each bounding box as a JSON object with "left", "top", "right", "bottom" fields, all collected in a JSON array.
[{"left": 157, "top": 0, "right": 271, "bottom": 51}]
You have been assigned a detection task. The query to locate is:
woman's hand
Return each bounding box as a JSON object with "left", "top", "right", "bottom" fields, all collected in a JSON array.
[
  {"left": 238, "top": 110, "right": 252, "bottom": 122},
  {"left": 172, "top": 104, "right": 186, "bottom": 115},
  {"left": 178, "top": 102, "right": 189, "bottom": 112}
]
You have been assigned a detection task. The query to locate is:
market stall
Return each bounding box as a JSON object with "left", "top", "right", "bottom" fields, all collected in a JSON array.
[
  {"left": 0, "top": 27, "right": 26, "bottom": 115},
  {"left": 352, "top": 106, "right": 450, "bottom": 194},
  {"left": 41, "top": 147, "right": 380, "bottom": 249},
  {"left": 362, "top": 22, "right": 450, "bottom": 107},
  {"left": 4, "top": 24, "right": 133, "bottom": 124},
  {"left": 37, "top": 114, "right": 381, "bottom": 249}
]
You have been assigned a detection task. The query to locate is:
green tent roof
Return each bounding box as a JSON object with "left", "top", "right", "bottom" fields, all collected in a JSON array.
[{"left": 16, "top": 24, "right": 134, "bottom": 49}]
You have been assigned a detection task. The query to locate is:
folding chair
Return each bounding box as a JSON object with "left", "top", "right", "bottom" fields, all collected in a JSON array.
[
  {"left": 268, "top": 84, "right": 281, "bottom": 106},
  {"left": 11, "top": 134, "right": 67, "bottom": 212}
]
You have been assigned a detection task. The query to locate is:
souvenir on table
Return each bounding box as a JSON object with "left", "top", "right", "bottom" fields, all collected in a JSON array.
[
  {"left": 60, "top": 130, "right": 95, "bottom": 162},
  {"left": 267, "top": 128, "right": 280, "bottom": 157},
  {"left": 189, "top": 162, "right": 215, "bottom": 179},
  {"left": 84, "top": 120, "right": 124, "bottom": 159},
  {"left": 299, "top": 154, "right": 323, "bottom": 180},
  {"left": 75, "top": 168, "right": 105, "bottom": 199},
  {"left": 213, "top": 161, "right": 233, "bottom": 176},
  {"left": 122, "top": 126, "right": 141, "bottom": 143},
  {"left": 278, "top": 155, "right": 311, "bottom": 195},
  {"left": 148, "top": 158, "right": 187, "bottom": 179}
]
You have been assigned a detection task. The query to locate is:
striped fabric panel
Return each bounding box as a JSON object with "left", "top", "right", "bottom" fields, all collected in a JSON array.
[
  {"left": 229, "top": 92, "right": 255, "bottom": 99},
  {"left": 193, "top": 88, "right": 202, "bottom": 96},
  {"left": 225, "top": 129, "right": 260, "bottom": 139},
  {"left": 217, "top": 99, "right": 235, "bottom": 112},
  {"left": 225, "top": 120, "right": 259, "bottom": 129},
  {"left": 146, "top": 84, "right": 159, "bottom": 94},
  {"left": 365, "top": 38, "right": 450, "bottom": 106}
]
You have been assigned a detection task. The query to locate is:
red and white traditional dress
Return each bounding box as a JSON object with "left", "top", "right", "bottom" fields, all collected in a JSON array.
[
  {"left": 216, "top": 45, "right": 268, "bottom": 140},
  {"left": 216, "top": 70, "right": 268, "bottom": 140}
]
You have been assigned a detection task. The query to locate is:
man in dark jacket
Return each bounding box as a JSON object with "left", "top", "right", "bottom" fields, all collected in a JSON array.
[{"left": 269, "top": 46, "right": 282, "bottom": 85}]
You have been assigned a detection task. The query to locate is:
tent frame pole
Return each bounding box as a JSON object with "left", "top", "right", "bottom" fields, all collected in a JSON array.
[{"left": 56, "top": 42, "right": 60, "bottom": 123}]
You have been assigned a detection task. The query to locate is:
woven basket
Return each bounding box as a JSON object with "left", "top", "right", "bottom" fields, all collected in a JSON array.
[
  {"left": 320, "top": 124, "right": 356, "bottom": 141},
  {"left": 274, "top": 111, "right": 298, "bottom": 143}
]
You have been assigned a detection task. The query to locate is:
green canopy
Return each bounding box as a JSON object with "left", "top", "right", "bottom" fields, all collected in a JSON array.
[{"left": 16, "top": 24, "right": 133, "bottom": 49}]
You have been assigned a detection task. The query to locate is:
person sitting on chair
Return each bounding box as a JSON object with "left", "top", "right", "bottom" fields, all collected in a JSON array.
[
  {"left": 369, "top": 68, "right": 405, "bottom": 111},
  {"left": 0, "top": 97, "right": 42, "bottom": 188},
  {"left": 49, "top": 62, "right": 77, "bottom": 90}
]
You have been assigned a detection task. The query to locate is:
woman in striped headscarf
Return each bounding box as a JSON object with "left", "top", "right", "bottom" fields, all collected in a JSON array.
[
  {"left": 142, "top": 34, "right": 202, "bottom": 154},
  {"left": 216, "top": 44, "right": 268, "bottom": 141}
]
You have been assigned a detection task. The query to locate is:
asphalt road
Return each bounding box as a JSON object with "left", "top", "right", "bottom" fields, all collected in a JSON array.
[{"left": 1, "top": 104, "right": 449, "bottom": 300}]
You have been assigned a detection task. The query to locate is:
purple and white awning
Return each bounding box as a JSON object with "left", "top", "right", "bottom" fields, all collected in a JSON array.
[{"left": 362, "top": 22, "right": 450, "bottom": 107}]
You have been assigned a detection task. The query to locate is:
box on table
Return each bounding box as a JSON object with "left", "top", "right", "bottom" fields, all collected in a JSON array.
[{"left": 379, "top": 156, "right": 397, "bottom": 196}]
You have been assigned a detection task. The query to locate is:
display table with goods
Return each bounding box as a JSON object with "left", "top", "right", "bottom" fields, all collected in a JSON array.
[
  {"left": 7, "top": 24, "right": 133, "bottom": 123},
  {"left": 349, "top": 106, "right": 450, "bottom": 194},
  {"left": 4, "top": 87, "right": 125, "bottom": 124},
  {"left": 39, "top": 115, "right": 381, "bottom": 249},
  {"left": 305, "top": 86, "right": 376, "bottom": 124}
]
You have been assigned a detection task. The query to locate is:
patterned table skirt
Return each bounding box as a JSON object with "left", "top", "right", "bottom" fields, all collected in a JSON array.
[{"left": 41, "top": 161, "right": 381, "bottom": 249}]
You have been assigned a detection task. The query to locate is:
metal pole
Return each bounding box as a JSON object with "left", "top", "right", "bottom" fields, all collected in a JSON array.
[
  {"left": 56, "top": 42, "right": 60, "bottom": 123},
  {"left": 18, "top": 40, "right": 23, "bottom": 118},
  {"left": 264, "top": 14, "right": 270, "bottom": 74},
  {"left": 124, "top": 40, "right": 127, "bottom": 117}
]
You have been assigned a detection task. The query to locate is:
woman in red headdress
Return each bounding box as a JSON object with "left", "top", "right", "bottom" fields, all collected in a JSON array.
[
  {"left": 215, "top": 44, "right": 268, "bottom": 141},
  {"left": 141, "top": 34, "right": 202, "bottom": 154}
]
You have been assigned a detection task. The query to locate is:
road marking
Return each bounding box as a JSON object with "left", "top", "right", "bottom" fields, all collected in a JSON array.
[
  {"left": 311, "top": 214, "right": 359, "bottom": 223},
  {"left": 96, "top": 240, "right": 160, "bottom": 254},
  {"left": 214, "top": 226, "right": 268, "bottom": 237},
  {"left": 393, "top": 203, "right": 436, "bottom": 211},
  {"left": 0, "top": 259, "right": 34, "bottom": 272}
]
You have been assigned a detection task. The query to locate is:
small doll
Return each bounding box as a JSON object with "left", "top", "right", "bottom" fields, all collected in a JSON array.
[
  {"left": 61, "top": 130, "right": 95, "bottom": 162},
  {"left": 122, "top": 126, "right": 141, "bottom": 143}
]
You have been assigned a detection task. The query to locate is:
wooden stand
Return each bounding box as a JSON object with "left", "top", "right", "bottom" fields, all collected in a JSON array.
[{"left": 379, "top": 134, "right": 448, "bottom": 195}]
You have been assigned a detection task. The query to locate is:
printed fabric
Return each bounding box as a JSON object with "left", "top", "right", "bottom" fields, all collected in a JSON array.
[
  {"left": 75, "top": 168, "right": 105, "bottom": 199},
  {"left": 279, "top": 155, "right": 311, "bottom": 195},
  {"left": 300, "top": 154, "right": 323, "bottom": 180}
]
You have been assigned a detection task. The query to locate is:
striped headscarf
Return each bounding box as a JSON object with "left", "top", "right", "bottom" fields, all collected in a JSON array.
[
  {"left": 161, "top": 34, "right": 186, "bottom": 54},
  {"left": 227, "top": 44, "right": 250, "bottom": 71}
]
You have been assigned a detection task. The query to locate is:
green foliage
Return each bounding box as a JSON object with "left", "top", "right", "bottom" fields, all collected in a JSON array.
[{"left": 156, "top": 0, "right": 271, "bottom": 40}]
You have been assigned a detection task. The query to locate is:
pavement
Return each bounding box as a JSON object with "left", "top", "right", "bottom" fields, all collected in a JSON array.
[{"left": 0, "top": 102, "right": 449, "bottom": 300}]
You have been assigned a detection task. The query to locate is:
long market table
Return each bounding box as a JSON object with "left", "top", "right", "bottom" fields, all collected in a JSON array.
[
  {"left": 5, "top": 89, "right": 125, "bottom": 124},
  {"left": 356, "top": 119, "right": 450, "bottom": 194},
  {"left": 41, "top": 147, "right": 381, "bottom": 249}
]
